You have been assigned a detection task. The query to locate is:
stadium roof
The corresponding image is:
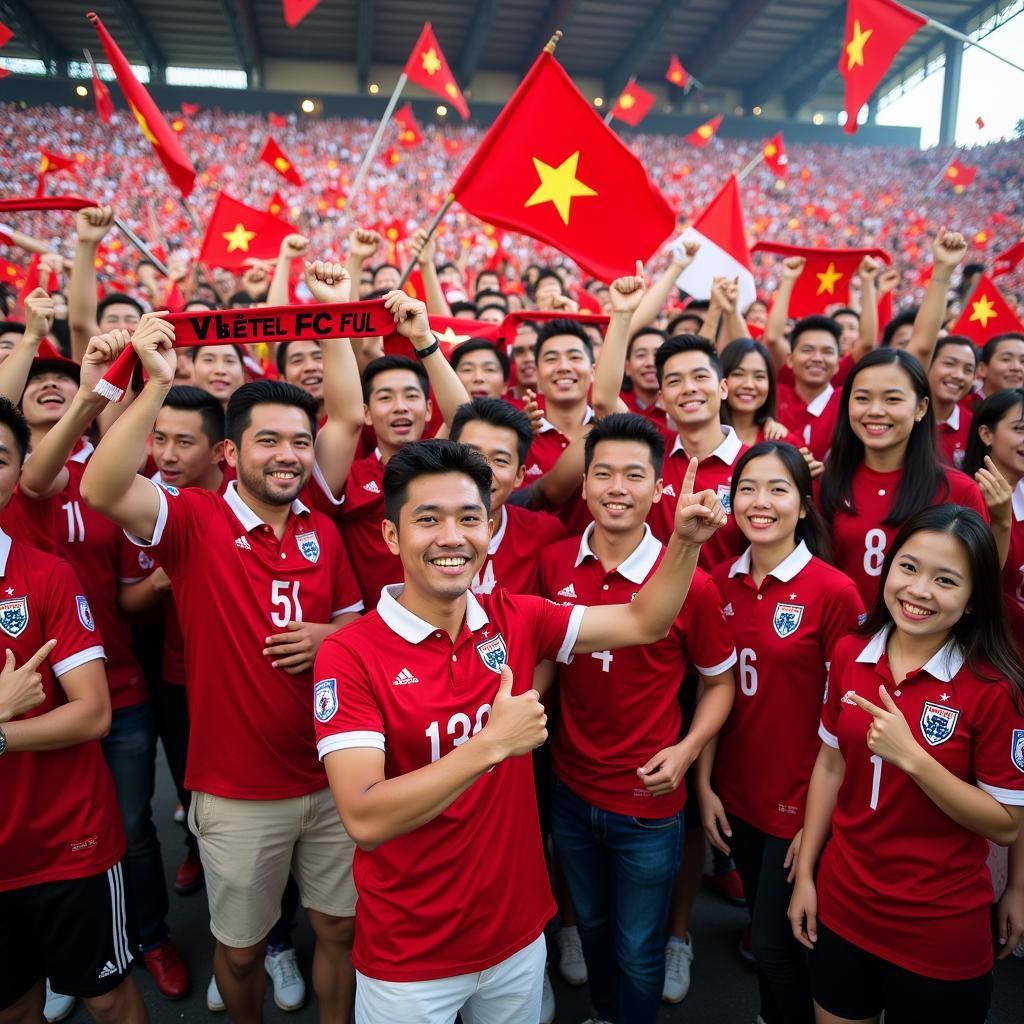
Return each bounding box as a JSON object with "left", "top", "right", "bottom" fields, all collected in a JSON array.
[{"left": 2, "top": 0, "right": 1014, "bottom": 116}]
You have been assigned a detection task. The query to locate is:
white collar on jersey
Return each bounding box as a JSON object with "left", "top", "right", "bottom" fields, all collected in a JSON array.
[
  {"left": 0, "top": 526, "right": 11, "bottom": 575},
  {"left": 856, "top": 627, "right": 965, "bottom": 682},
  {"left": 377, "top": 584, "right": 489, "bottom": 643},
  {"left": 729, "top": 540, "right": 812, "bottom": 582},
  {"left": 223, "top": 480, "right": 310, "bottom": 533},
  {"left": 670, "top": 424, "right": 743, "bottom": 466},
  {"left": 941, "top": 404, "right": 961, "bottom": 431},
  {"left": 805, "top": 384, "right": 835, "bottom": 418},
  {"left": 538, "top": 406, "right": 594, "bottom": 435},
  {"left": 574, "top": 522, "right": 661, "bottom": 584},
  {"left": 487, "top": 505, "right": 509, "bottom": 555},
  {"left": 1013, "top": 480, "right": 1024, "bottom": 524}
]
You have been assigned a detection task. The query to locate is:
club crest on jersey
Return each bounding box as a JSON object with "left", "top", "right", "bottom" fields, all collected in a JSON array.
[
  {"left": 296, "top": 530, "right": 320, "bottom": 564},
  {"left": 716, "top": 484, "right": 732, "bottom": 514},
  {"left": 475, "top": 633, "right": 507, "bottom": 673},
  {"left": 920, "top": 701, "right": 960, "bottom": 746},
  {"left": 156, "top": 481, "right": 179, "bottom": 496},
  {"left": 137, "top": 551, "right": 155, "bottom": 571},
  {"left": 314, "top": 678, "right": 338, "bottom": 723},
  {"left": 1012, "top": 729, "right": 1024, "bottom": 773},
  {"left": 0, "top": 596, "right": 28, "bottom": 638},
  {"left": 772, "top": 602, "right": 804, "bottom": 638},
  {"left": 76, "top": 595, "right": 95, "bottom": 632}
]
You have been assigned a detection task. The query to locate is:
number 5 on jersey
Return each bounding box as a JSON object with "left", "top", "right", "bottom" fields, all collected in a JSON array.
[{"left": 271, "top": 580, "right": 302, "bottom": 627}]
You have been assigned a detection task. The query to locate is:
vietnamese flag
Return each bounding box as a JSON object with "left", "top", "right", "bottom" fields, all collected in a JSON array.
[
  {"left": 384, "top": 315, "right": 501, "bottom": 361},
  {"left": 91, "top": 67, "right": 114, "bottom": 124},
  {"left": 752, "top": 241, "right": 891, "bottom": 316},
  {"left": 39, "top": 149, "right": 76, "bottom": 177},
  {"left": 993, "top": 239, "right": 1024, "bottom": 279},
  {"left": 950, "top": 274, "right": 1024, "bottom": 345},
  {"left": 0, "top": 258, "right": 24, "bottom": 291},
  {"left": 394, "top": 103, "right": 424, "bottom": 147},
  {"left": 686, "top": 114, "right": 722, "bottom": 148},
  {"left": 944, "top": 158, "right": 977, "bottom": 188},
  {"left": 403, "top": 22, "right": 469, "bottom": 120},
  {"left": 260, "top": 137, "right": 304, "bottom": 187},
  {"left": 87, "top": 12, "right": 196, "bottom": 196},
  {"left": 666, "top": 55, "right": 688, "bottom": 89},
  {"left": 763, "top": 132, "right": 788, "bottom": 176},
  {"left": 282, "top": 0, "right": 321, "bottom": 28},
  {"left": 611, "top": 82, "right": 655, "bottom": 127},
  {"left": 452, "top": 50, "right": 676, "bottom": 282},
  {"left": 198, "top": 193, "right": 295, "bottom": 270},
  {"left": 840, "top": 0, "right": 925, "bottom": 133},
  {"left": 267, "top": 190, "right": 286, "bottom": 217},
  {"left": 181, "top": 102, "right": 200, "bottom": 116}
]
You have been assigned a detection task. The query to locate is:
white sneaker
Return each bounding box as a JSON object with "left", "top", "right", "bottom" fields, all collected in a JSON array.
[
  {"left": 662, "top": 934, "right": 694, "bottom": 1004},
  {"left": 206, "top": 974, "right": 225, "bottom": 1012},
  {"left": 555, "top": 925, "right": 588, "bottom": 985},
  {"left": 173, "top": 802, "right": 186, "bottom": 823},
  {"left": 265, "top": 947, "right": 305, "bottom": 1011},
  {"left": 539, "top": 968, "right": 555, "bottom": 1024},
  {"left": 43, "top": 981, "right": 75, "bottom": 1024}
]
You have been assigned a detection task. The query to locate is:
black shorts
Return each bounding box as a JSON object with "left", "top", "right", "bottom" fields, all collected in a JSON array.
[
  {"left": 0, "top": 861, "right": 137, "bottom": 1009},
  {"left": 678, "top": 669, "right": 702, "bottom": 831},
  {"left": 809, "top": 919, "right": 992, "bottom": 1024}
]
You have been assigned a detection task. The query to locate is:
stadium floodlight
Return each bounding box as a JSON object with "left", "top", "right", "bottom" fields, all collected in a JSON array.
[
  {"left": 436, "top": 105, "right": 447, "bottom": 116},
  {"left": 301, "top": 98, "right": 316, "bottom": 113},
  {"left": 76, "top": 85, "right": 88, "bottom": 97},
  {"left": 369, "top": 83, "right": 379, "bottom": 94}
]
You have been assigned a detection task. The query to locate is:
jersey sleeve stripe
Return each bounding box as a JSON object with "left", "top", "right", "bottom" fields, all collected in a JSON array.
[
  {"left": 312, "top": 461, "right": 345, "bottom": 506},
  {"left": 977, "top": 781, "right": 1024, "bottom": 805},
  {"left": 818, "top": 721, "right": 839, "bottom": 748},
  {"left": 317, "top": 731, "right": 385, "bottom": 760},
  {"left": 124, "top": 478, "right": 169, "bottom": 548},
  {"left": 333, "top": 601, "right": 365, "bottom": 617},
  {"left": 52, "top": 645, "right": 106, "bottom": 677},
  {"left": 556, "top": 604, "right": 587, "bottom": 664},
  {"left": 695, "top": 650, "right": 738, "bottom": 677}
]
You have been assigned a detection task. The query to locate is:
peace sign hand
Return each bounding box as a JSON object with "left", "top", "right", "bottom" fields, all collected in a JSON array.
[
  {"left": 850, "top": 685, "right": 923, "bottom": 775},
  {"left": 673, "top": 456, "right": 727, "bottom": 546}
]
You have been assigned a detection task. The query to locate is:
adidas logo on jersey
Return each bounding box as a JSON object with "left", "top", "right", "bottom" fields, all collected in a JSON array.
[
  {"left": 662, "top": 484, "right": 676, "bottom": 497},
  {"left": 392, "top": 667, "right": 419, "bottom": 686},
  {"left": 97, "top": 960, "right": 118, "bottom": 979},
  {"left": 363, "top": 480, "right": 381, "bottom": 493},
  {"left": 234, "top": 535, "right": 251, "bottom": 550},
  {"left": 526, "top": 464, "right": 542, "bottom": 476},
  {"left": 557, "top": 583, "right": 577, "bottom": 598},
  {"left": 723, "top": 602, "right": 734, "bottom": 617},
  {"left": 841, "top": 690, "right": 858, "bottom": 705}
]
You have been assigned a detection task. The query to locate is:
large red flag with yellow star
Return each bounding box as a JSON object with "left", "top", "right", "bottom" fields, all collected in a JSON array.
[
  {"left": 199, "top": 193, "right": 295, "bottom": 270},
  {"left": 87, "top": 12, "right": 196, "bottom": 196},
  {"left": 452, "top": 51, "right": 676, "bottom": 282},
  {"left": 950, "top": 274, "right": 1024, "bottom": 345},
  {"left": 840, "top": 0, "right": 925, "bottom": 133},
  {"left": 259, "top": 137, "right": 304, "bottom": 187},
  {"left": 403, "top": 23, "right": 469, "bottom": 120}
]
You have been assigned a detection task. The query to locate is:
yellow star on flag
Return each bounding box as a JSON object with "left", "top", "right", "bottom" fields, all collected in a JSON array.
[
  {"left": 222, "top": 222, "right": 257, "bottom": 253},
  {"left": 764, "top": 143, "right": 777, "bottom": 157},
  {"left": 437, "top": 326, "right": 472, "bottom": 346},
  {"left": 969, "top": 295, "right": 998, "bottom": 328},
  {"left": 401, "top": 130, "right": 415, "bottom": 142},
  {"left": 698, "top": 124, "right": 713, "bottom": 140},
  {"left": 524, "top": 151, "right": 598, "bottom": 226},
  {"left": 421, "top": 48, "right": 442, "bottom": 75},
  {"left": 947, "top": 166, "right": 958, "bottom": 178},
  {"left": 670, "top": 71, "right": 683, "bottom": 83},
  {"left": 274, "top": 156, "right": 290, "bottom": 172},
  {"left": 619, "top": 93, "right": 636, "bottom": 110},
  {"left": 815, "top": 262, "right": 843, "bottom": 296},
  {"left": 129, "top": 102, "right": 158, "bottom": 146},
  {"left": 846, "top": 20, "right": 873, "bottom": 71},
  {"left": 444, "top": 82, "right": 458, "bottom": 99}
]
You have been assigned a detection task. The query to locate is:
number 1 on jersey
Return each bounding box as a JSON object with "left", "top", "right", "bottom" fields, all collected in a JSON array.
[{"left": 869, "top": 753, "right": 883, "bottom": 810}]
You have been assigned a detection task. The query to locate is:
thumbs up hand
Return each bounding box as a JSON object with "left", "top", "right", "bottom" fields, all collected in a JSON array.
[{"left": 482, "top": 665, "right": 548, "bottom": 760}]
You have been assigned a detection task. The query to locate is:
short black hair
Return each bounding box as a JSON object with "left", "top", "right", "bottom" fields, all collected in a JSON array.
[
  {"left": 448, "top": 339, "right": 510, "bottom": 380},
  {"left": 372, "top": 263, "right": 401, "bottom": 281},
  {"left": 473, "top": 288, "right": 508, "bottom": 308},
  {"left": 534, "top": 318, "right": 594, "bottom": 362},
  {"left": 831, "top": 306, "right": 859, "bottom": 321},
  {"left": 361, "top": 355, "right": 429, "bottom": 404},
  {"left": 881, "top": 309, "right": 917, "bottom": 347},
  {"left": 666, "top": 311, "right": 705, "bottom": 336},
  {"left": 225, "top": 380, "right": 318, "bottom": 447},
  {"left": 789, "top": 314, "right": 841, "bottom": 351},
  {"left": 932, "top": 333, "right": 978, "bottom": 366},
  {"left": 584, "top": 412, "right": 665, "bottom": 476},
  {"left": 626, "top": 326, "right": 667, "bottom": 361},
  {"left": 228, "top": 290, "right": 260, "bottom": 308},
  {"left": 276, "top": 338, "right": 322, "bottom": 375},
  {"left": 448, "top": 300, "right": 478, "bottom": 318},
  {"left": 162, "top": 385, "right": 226, "bottom": 445},
  {"left": 450, "top": 397, "right": 533, "bottom": 468},
  {"left": 191, "top": 343, "right": 246, "bottom": 366},
  {"left": 476, "top": 304, "right": 509, "bottom": 321},
  {"left": 0, "top": 321, "right": 25, "bottom": 337},
  {"left": 183, "top": 299, "right": 217, "bottom": 312},
  {"left": 437, "top": 261, "right": 459, "bottom": 275},
  {"left": 366, "top": 287, "right": 393, "bottom": 301},
  {"left": 980, "top": 331, "right": 1024, "bottom": 364},
  {"left": 532, "top": 269, "right": 563, "bottom": 295},
  {"left": 383, "top": 438, "right": 492, "bottom": 527},
  {"left": 655, "top": 333, "right": 722, "bottom": 385},
  {"left": 0, "top": 396, "right": 31, "bottom": 464},
  {"left": 96, "top": 293, "right": 144, "bottom": 321}
]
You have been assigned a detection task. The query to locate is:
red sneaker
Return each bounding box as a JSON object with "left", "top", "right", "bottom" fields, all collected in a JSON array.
[
  {"left": 174, "top": 849, "right": 204, "bottom": 895},
  {"left": 703, "top": 867, "right": 746, "bottom": 906},
  {"left": 143, "top": 941, "right": 190, "bottom": 1000}
]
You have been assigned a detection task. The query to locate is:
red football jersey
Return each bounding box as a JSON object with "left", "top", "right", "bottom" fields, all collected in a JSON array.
[
  {"left": 518, "top": 410, "right": 594, "bottom": 536},
  {"left": 539, "top": 527, "right": 736, "bottom": 817},
  {"left": 777, "top": 353, "right": 854, "bottom": 391},
  {"left": 314, "top": 587, "right": 582, "bottom": 982},
  {"left": 0, "top": 531, "right": 124, "bottom": 890},
  {"left": 127, "top": 479, "right": 362, "bottom": 799},
  {"left": 646, "top": 427, "right": 748, "bottom": 571},
  {"left": 776, "top": 382, "right": 841, "bottom": 463},
  {"left": 711, "top": 543, "right": 863, "bottom": 837},
  {"left": 0, "top": 486, "right": 58, "bottom": 553},
  {"left": 936, "top": 404, "right": 972, "bottom": 470},
  {"left": 1001, "top": 489, "right": 1024, "bottom": 655},
  {"left": 827, "top": 464, "right": 989, "bottom": 607},
  {"left": 817, "top": 631, "right": 1024, "bottom": 979},
  {"left": 471, "top": 504, "right": 567, "bottom": 597},
  {"left": 621, "top": 389, "right": 669, "bottom": 429}
]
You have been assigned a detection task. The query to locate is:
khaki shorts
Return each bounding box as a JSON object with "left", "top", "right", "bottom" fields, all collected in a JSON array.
[{"left": 189, "top": 787, "right": 357, "bottom": 948}]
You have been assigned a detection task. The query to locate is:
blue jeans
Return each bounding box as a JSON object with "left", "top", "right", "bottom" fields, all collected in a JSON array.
[
  {"left": 550, "top": 776, "right": 683, "bottom": 1024},
  {"left": 101, "top": 700, "right": 169, "bottom": 951}
]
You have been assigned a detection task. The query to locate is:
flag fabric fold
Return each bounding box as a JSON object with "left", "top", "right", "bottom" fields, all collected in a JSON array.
[
  {"left": 198, "top": 193, "right": 295, "bottom": 270},
  {"left": 944, "top": 158, "right": 977, "bottom": 187},
  {"left": 394, "top": 103, "right": 424, "bottom": 147},
  {"left": 950, "top": 274, "right": 1024, "bottom": 345},
  {"left": 611, "top": 82, "right": 655, "bottom": 127},
  {"left": 91, "top": 67, "right": 114, "bottom": 123},
  {"left": 993, "top": 240, "right": 1024, "bottom": 279},
  {"left": 260, "top": 137, "right": 304, "bottom": 187},
  {"left": 686, "top": 114, "right": 723, "bottom": 148},
  {"left": 403, "top": 23, "right": 469, "bottom": 119},
  {"left": 282, "top": 0, "right": 322, "bottom": 28},
  {"left": 763, "top": 132, "right": 788, "bottom": 176}
]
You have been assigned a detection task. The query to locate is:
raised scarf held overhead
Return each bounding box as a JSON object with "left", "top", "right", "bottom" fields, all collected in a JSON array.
[
  {"left": 0, "top": 196, "right": 98, "bottom": 213},
  {"left": 96, "top": 300, "right": 394, "bottom": 401}
]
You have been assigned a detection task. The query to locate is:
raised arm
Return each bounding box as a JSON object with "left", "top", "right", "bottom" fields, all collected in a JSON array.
[
  {"left": 267, "top": 234, "right": 310, "bottom": 307},
  {"left": 628, "top": 241, "right": 698, "bottom": 331},
  {"left": 593, "top": 261, "right": 645, "bottom": 417},
  {"left": 714, "top": 276, "right": 751, "bottom": 348},
  {"left": 697, "top": 279, "right": 725, "bottom": 346},
  {"left": 408, "top": 228, "right": 451, "bottom": 317},
  {"left": 0, "top": 224, "right": 51, "bottom": 257},
  {"left": 852, "top": 255, "right": 880, "bottom": 360},
  {"left": 69, "top": 206, "right": 115, "bottom": 362},
  {"left": 79, "top": 314, "right": 175, "bottom": 540},
  {"left": 0, "top": 288, "right": 50, "bottom": 405},
  {"left": 764, "top": 256, "right": 805, "bottom": 371},
  {"left": 345, "top": 228, "right": 381, "bottom": 291},
  {"left": 906, "top": 229, "right": 968, "bottom": 368}
]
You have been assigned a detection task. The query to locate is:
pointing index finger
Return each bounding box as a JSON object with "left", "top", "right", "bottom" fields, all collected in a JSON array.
[
  {"left": 681, "top": 456, "right": 698, "bottom": 497},
  {"left": 850, "top": 692, "right": 885, "bottom": 718},
  {"left": 26, "top": 639, "right": 57, "bottom": 671}
]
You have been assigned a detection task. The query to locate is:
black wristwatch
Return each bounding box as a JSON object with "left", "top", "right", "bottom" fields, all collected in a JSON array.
[
  {"left": 0, "top": 725, "right": 7, "bottom": 756},
  {"left": 414, "top": 334, "right": 441, "bottom": 360}
]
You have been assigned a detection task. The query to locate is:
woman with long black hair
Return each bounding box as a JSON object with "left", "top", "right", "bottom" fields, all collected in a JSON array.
[
  {"left": 789, "top": 505, "right": 1024, "bottom": 1023},
  {"left": 819, "top": 347, "right": 987, "bottom": 606},
  {"left": 720, "top": 340, "right": 803, "bottom": 449}
]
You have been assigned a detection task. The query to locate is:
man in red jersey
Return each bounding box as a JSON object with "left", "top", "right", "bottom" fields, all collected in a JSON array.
[
  {"left": 538, "top": 412, "right": 735, "bottom": 1024},
  {"left": 314, "top": 435, "right": 726, "bottom": 1021},
  {"left": 927, "top": 336, "right": 977, "bottom": 468},
  {"left": 81, "top": 315, "right": 367, "bottom": 1024},
  {"left": 0, "top": 397, "right": 149, "bottom": 1024}
]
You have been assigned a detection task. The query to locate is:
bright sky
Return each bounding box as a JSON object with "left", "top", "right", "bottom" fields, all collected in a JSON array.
[{"left": 876, "top": 8, "right": 1024, "bottom": 148}]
